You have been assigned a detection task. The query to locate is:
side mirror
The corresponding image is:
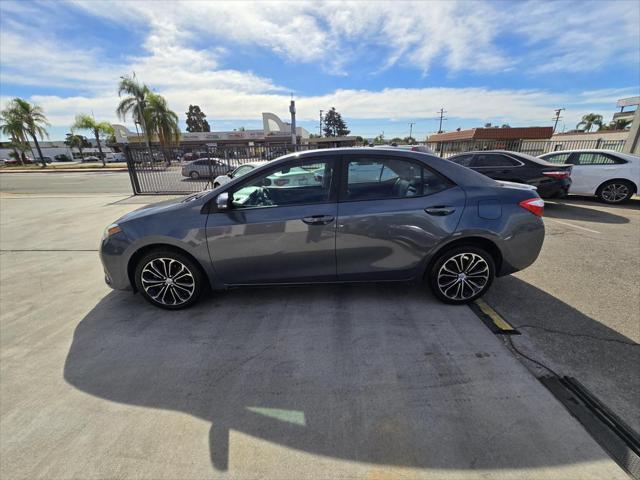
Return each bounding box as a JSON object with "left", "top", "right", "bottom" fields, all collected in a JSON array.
[
  {"left": 261, "top": 177, "right": 272, "bottom": 187},
  {"left": 216, "top": 192, "right": 230, "bottom": 211}
]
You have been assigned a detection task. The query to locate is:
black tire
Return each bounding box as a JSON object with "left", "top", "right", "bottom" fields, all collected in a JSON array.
[
  {"left": 596, "top": 180, "right": 634, "bottom": 204},
  {"left": 428, "top": 246, "right": 495, "bottom": 304},
  {"left": 213, "top": 182, "right": 220, "bottom": 188},
  {"left": 134, "top": 249, "right": 206, "bottom": 310},
  {"left": 189, "top": 171, "right": 200, "bottom": 180}
]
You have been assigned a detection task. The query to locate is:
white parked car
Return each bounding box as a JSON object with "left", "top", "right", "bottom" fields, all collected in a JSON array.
[
  {"left": 539, "top": 149, "right": 639, "bottom": 203},
  {"left": 213, "top": 161, "right": 267, "bottom": 188}
]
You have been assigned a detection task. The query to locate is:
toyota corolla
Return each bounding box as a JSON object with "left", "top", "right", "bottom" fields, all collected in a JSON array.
[{"left": 101, "top": 148, "right": 545, "bottom": 309}]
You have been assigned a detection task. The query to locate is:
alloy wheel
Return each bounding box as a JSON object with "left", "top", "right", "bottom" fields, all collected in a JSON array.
[
  {"left": 140, "top": 257, "right": 195, "bottom": 306},
  {"left": 437, "top": 253, "right": 490, "bottom": 301},
  {"left": 601, "top": 183, "right": 629, "bottom": 203}
]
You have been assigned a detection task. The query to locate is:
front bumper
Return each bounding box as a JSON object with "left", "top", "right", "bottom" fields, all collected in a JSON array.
[{"left": 100, "top": 234, "right": 133, "bottom": 291}]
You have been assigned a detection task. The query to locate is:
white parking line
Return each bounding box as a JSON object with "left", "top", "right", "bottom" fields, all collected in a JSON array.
[{"left": 545, "top": 217, "right": 602, "bottom": 234}]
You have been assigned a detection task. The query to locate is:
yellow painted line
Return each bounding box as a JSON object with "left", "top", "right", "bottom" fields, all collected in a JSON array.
[{"left": 474, "top": 298, "right": 516, "bottom": 332}]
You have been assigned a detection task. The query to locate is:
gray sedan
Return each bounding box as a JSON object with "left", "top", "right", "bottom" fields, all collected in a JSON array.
[
  {"left": 101, "top": 148, "right": 545, "bottom": 309},
  {"left": 181, "top": 158, "right": 232, "bottom": 179}
]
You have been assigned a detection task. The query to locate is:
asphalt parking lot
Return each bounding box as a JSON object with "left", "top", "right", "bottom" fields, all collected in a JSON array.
[{"left": 0, "top": 172, "right": 638, "bottom": 479}]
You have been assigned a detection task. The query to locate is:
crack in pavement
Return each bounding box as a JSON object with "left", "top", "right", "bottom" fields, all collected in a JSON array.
[{"left": 514, "top": 324, "right": 639, "bottom": 347}]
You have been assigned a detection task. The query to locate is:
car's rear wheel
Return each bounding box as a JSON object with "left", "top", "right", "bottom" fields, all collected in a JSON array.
[
  {"left": 213, "top": 182, "right": 220, "bottom": 188},
  {"left": 597, "top": 180, "right": 634, "bottom": 204},
  {"left": 134, "top": 250, "right": 205, "bottom": 309},
  {"left": 428, "top": 246, "right": 495, "bottom": 304},
  {"left": 189, "top": 171, "right": 200, "bottom": 179}
]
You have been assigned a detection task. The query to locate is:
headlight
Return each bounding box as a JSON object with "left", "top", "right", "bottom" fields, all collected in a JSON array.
[{"left": 102, "top": 223, "right": 122, "bottom": 240}]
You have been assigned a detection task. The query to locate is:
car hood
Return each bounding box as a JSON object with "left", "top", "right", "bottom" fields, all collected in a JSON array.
[{"left": 116, "top": 195, "right": 196, "bottom": 224}]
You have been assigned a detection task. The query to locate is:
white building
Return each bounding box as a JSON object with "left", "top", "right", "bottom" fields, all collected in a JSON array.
[{"left": 112, "top": 112, "right": 309, "bottom": 147}]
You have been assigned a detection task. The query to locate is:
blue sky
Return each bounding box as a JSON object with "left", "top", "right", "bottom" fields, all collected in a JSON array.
[{"left": 1, "top": 0, "right": 639, "bottom": 140}]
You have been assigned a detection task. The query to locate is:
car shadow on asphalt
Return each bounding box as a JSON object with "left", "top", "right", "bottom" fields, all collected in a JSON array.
[
  {"left": 544, "top": 200, "right": 634, "bottom": 224},
  {"left": 485, "top": 275, "right": 640, "bottom": 432},
  {"left": 63, "top": 283, "right": 621, "bottom": 474}
]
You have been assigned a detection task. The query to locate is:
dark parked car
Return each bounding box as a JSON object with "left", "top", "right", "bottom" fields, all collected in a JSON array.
[
  {"left": 447, "top": 150, "right": 572, "bottom": 198},
  {"left": 101, "top": 148, "right": 545, "bottom": 309}
]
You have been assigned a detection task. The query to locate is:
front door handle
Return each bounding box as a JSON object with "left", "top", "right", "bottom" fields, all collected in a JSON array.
[
  {"left": 425, "top": 206, "right": 456, "bottom": 216},
  {"left": 302, "top": 215, "right": 335, "bottom": 225}
]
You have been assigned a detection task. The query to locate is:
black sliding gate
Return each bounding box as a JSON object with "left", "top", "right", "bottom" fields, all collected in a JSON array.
[{"left": 125, "top": 144, "right": 309, "bottom": 195}]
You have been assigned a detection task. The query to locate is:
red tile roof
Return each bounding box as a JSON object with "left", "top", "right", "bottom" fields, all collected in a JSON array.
[{"left": 428, "top": 127, "right": 553, "bottom": 142}]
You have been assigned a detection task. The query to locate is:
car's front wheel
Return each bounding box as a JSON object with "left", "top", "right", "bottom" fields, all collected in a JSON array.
[
  {"left": 134, "top": 250, "right": 205, "bottom": 309},
  {"left": 597, "top": 180, "right": 634, "bottom": 204},
  {"left": 428, "top": 246, "right": 495, "bottom": 304},
  {"left": 189, "top": 171, "right": 200, "bottom": 179}
]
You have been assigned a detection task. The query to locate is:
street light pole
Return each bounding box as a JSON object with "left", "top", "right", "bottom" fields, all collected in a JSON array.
[{"left": 408, "top": 122, "right": 415, "bottom": 143}]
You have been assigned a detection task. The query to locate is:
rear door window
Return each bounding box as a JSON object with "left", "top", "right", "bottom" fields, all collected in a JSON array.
[
  {"left": 449, "top": 154, "right": 474, "bottom": 167},
  {"left": 543, "top": 153, "right": 571, "bottom": 164},
  {"left": 472, "top": 154, "right": 519, "bottom": 167},
  {"left": 344, "top": 157, "right": 451, "bottom": 201},
  {"left": 575, "top": 153, "right": 623, "bottom": 165}
]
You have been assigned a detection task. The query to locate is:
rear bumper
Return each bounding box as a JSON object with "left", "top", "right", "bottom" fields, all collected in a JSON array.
[
  {"left": 537, "top": 179, "right": 571, "bottom": 198},
  {"left": 497, "top": 216, "right": 545, "bottom": 276}
]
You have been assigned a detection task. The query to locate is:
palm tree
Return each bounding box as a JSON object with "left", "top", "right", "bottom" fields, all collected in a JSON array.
[
  {"left": 576, "top": 113, "right": 603, "bottom": 132},
  {"left": 64, "top": 133, "right": 89, "bottom": 161},
  {"left": 72, "top": 115, "right": 114, "bottom": 167},
  {"left": 0, "top": 107, "right": 28, "bottom": 166},
  {"left": 144, "top": 92, "right": 180, "bottom": 163},
  {"left": 116, "top": 74, "right": 152, "bottom": 152},
  {"left": 9, "top": 98, "right": 50, "bottom": 167}
]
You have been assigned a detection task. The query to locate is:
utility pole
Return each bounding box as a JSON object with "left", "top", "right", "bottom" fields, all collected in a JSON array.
[
  {"left": 289, "top": 96, "right": 297, "bottom": 147},
  {"left": 552, "top": 108, "right": 565, "bottom": 133},
  {"left": 408, "top": 122, "right": 415, "bottom": 143},
  {"left": 437, "top": 108, "right": 447, "bottom": 133},
  {"left": 319, "top": 110, "right": 324, "bottom": 136}
]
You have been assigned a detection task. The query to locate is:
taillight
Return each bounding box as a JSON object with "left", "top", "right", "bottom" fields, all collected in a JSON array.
[
  {"left": 274, "top": 178, "right": 290, "bottom": 186},
  {"left": 542, "top": 170, "right": 570, "bottom": 179},
  {"left": 519, "top": 198, "right": 544, "bottom": 217}
]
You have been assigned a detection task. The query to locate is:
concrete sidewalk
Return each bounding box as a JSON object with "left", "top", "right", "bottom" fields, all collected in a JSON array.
[{"left": 0, "top": 194, "right": 628, "bottom": 479}]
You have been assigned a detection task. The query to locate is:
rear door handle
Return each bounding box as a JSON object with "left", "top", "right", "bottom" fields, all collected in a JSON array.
[
  {"left": 302, "top": 215, "right": 335, "bottom": 225},
  {"left": 425, "top": 206, "right": 456, "bottom": 216}
]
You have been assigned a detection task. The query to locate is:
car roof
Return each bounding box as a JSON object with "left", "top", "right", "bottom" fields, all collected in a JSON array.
[{"left": 540, "top": 149, "right": 639, "bottom": 159}]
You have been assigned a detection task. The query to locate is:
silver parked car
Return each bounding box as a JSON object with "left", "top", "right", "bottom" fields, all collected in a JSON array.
[
  {"left": 181, "top": 158, "right": 232, "bottom": 179},
  {"left": 101, "top": 148, "right": 545, "bottom": 309}
]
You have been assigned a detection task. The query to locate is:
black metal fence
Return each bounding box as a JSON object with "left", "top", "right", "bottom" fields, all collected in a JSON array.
[
  {"left": 125, "top": 138, "right": 627, "bottom": 195},
  {"left": 125, "top": 144, "right": 315, "bottom": 195},
  {"left": 429, "top": 139, "right": 627, "bottom": 159}
]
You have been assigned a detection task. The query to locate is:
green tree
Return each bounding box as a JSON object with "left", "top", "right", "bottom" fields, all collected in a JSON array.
[
  {"left": 64, "top": 133, "right": 90, "bottom": 161},
  {"left": 322, "top": 107, "right": 350, "bottom": 137},
  {"left": 117, "top": 73, "right": 152, "bottom": 152},
  {"left": 402, "top": 136, "right": 416, "bottom": 144},
  {"left": 576, "top": 113, "right": 603, "bottom": 132},
  {"left": 390, "top": 137, "right": 403, "bottom": 144},
  {"left": 4, "top": 98, "right": 50, "bottom": 167},
  {"left": 373, "top": 133, "right": 385, "bottom": 145},
  {"left": 185, "top": 105, "right": 210, "bottom": 132},
  {"left": 599, "top": 118, "right": 632, "bottom": 131},
  {"left": 0, "top": 106, "right": 29, "bottom": 165},
  {"left": 144, "top": 92, "right": 180, "bottom": 162},
  {"left": 72, "top": 115, "right": 114, "bottom": 167}
]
